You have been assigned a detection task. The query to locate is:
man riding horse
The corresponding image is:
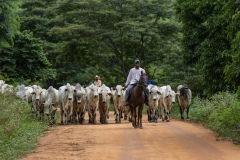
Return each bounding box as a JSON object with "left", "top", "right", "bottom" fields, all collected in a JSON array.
[{"left": 125, "top": 59, "right": 149, "bottom": 106}]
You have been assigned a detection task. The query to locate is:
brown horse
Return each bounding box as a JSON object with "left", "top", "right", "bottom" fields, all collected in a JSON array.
[{"left": 129, "top": 71, "right": 148, "bottom": 129}]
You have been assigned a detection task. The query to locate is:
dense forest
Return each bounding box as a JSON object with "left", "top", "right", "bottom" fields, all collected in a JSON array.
[{"left": 0, "top": 0, "right": 239, "bottom": 97}]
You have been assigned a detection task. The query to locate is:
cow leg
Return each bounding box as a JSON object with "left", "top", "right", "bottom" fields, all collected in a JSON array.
[
  {"left": 88, "top": 105, "right": 92, "bottom": 124},
  {"left": 93, "top": 109, "right": 97, "bottom": 124},
  {"left": 60, "top": 108, "right": 64, "bottom": 125},
  {"left": 186, "top": 106, "right": 190, "bottom": 120},
  {"left": 104, "top": 107, "right": 108, "bottom": 124},
  {"left": 161, "top": 105, "right": 165, "bottom": 122},
  {"left": 181, "top": 107, "right": 185, "bottom": 120},
  {"left": 154, "top": 107, "right": 158, "bottom": 123},
  {"left": 115, "top": 106, "right": 120, "bottom": 124}
]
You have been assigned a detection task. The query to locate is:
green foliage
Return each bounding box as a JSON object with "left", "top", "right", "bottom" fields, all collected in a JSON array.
[
  {"left": 0, "top": 0, "right": 21, "bottom": 48},
  {"left": 20, "top": 0, "right": 180, "bottom": 87},
  {"left": 0, "top": 30, "right": 56, "bottom": 85},
  {"left": 175, "top": 0, "right": 234, "bottom": 96},
  {"left": 172, "top": 92, "right": 240, "bottom": 142},
  {"left": 0, "top": 93, "right": 48, "bottom": 160},
  {"left": 224, "top": 1, "right": 240, "bottom": 87}
]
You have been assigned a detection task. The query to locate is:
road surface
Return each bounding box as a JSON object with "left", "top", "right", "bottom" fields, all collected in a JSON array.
[{"left": 22, "top": 112, "right": 240, "bottom": 160}]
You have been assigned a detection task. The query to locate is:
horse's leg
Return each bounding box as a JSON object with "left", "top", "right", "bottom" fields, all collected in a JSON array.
[{"left": 139, "top": 105, "right": 143, "bottom": 129}]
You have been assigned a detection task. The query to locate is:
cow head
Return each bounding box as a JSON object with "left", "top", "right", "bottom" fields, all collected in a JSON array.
[
  {"left": 99, "top": 87, "right": 112, "bottom": 103},
  {"left": 90, "top": 85, "right": 99, "bottom": 99},
  {"left": 32, "top": 86, "right": 42, "bottom": 102},
  {"left": 74, "top": 89, "right": 85, "bottom": 104},
  {"left": 169, "top": 90, "right": 176, "bottom": 103},
  {"left": 150, "top": 86, "right": 160, "bottom": 101},
  {"left": 65, "top": 83, "right": 74, "bottom": 100},
  {"left": 43, "top": 100, "right": 57, "bottom": 117},
  {"left": 115, "top": 85, "right": 123, "bottom": 97}
]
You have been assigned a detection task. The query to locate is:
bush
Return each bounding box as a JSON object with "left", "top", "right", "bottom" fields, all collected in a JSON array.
[
  {"left": 172, "top": 92, "right": 240, "bottom": 142},
  {"left": 0, "top": 93, "right": 48, "bottom": 160}
]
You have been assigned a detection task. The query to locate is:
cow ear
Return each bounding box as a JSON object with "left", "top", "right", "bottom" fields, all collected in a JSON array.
[
  {"left": 157, "top": 91, "right": 161, "bottom": 95},
  {"left": 112, "top": 87, "right": 116, "bottom": 90},
  {"left": 65, "top": 88, "right": 68, "bottom": 91},
  {"left": 122, "top": 88, "right": 126, "bottom": 91},
  {"left": 31, "top": 92, "right": 35, "bottom": 94},
  {"left": 108, "top": 93, "right": 112, "bottom": 96},
  {"left": 74, "top": 89, "right": 77, "bottom": 92}
]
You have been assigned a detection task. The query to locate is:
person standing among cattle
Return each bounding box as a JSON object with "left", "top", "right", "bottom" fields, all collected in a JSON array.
[
  {"left": 94, "top": 75, "right": 102, "bottom": 87},
  {"left": 124, "top": 59, "right": 149, "bottom": 106}
]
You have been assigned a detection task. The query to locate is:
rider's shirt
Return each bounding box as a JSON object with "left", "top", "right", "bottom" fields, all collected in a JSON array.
[
  {"left": 125, "top": 67, "right": 145, "bottom": 86},
  {"left": 94, "top": 80, "right": 102, "bottom": 87}
]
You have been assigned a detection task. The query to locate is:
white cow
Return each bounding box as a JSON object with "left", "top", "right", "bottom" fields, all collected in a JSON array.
[
  {"left": 86, "top": 85, "right": 99, "bottom": 124},
  {"left": 158, "top": 85, "right": 172, "bottom": 122},
  {"left": 98, "top": 84, "right": 111, "bottom": 124},
  {"left": 16, "top": 84, "right": 33, "bottom": 103},
  {"left": 73, "top": 83, "right": 86, "bottom": 124},
  {"left": 39, "top": 89, "right": 48, "bottom": 120},
  {"left": 147, "top": 85, "right": 160, "bottom": 122},
  {"left": 112, "top": 85, "right": 124, "bottom": 124},
  {"left": 59, "top": 83, "right": 75, "bottom": 125},
  {"left": 1, "top": 83, "right": 14, "bottom": 94},
  {"left": 43, "top": 86, "right": 58, "bottom": 124},
  {"left": 31, "top": 86, "right": 42, "bottom": 118},
  {"left": 159, "top": 89, "right": 176, "bottom": 122}
]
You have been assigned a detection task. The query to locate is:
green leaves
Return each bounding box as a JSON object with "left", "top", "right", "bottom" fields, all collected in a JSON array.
[
  {"left": 175, "top": 0, "right": 239, "bottom": 95},
  {"left": 0, "top": 0, "right": 21, "bottom": 48},
  {"left": 0, "top": 30, "right": 55, "bottom": 84}
]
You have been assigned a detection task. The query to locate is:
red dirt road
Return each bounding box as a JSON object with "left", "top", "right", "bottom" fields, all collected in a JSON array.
[{"left": 22, "top": 112, "right": 240, "bottom": 160}]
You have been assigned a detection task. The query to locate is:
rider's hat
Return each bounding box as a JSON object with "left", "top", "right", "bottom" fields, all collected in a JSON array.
[{"left": 134, "top": 59, "right": 140, "bottom": 64}]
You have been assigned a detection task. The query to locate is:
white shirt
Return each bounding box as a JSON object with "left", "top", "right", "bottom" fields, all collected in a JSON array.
[{"left": 125, "top": 67, "right": 146, "bottom": 86}]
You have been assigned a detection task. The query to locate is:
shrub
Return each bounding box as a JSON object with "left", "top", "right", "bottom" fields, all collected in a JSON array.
[
  {"left": 172, "top": 92, "right": 240, "bottom": 142},
  {"left": 0, "top": 93, "right": 48, "bottom": 160}
]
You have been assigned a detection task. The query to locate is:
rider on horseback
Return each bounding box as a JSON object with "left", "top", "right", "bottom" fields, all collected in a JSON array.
[{"left": 124, "top": 59, "right": 149, "bottom": 106}]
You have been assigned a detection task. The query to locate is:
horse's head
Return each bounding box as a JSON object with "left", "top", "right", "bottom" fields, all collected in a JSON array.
[{"left": 138, "top": 71, "right": 148, "bottom": 87}]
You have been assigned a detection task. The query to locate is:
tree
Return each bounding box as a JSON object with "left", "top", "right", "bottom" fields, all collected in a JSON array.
[
  {"left": 0, "top": 30, "right": 56, "bottom": 84},
  {"left": 175, "top": 0, "right": 233, "bottom": 95},
  {"left": 0, "top": 0, "right": 21, "bottom": 47},
  {"left": 19, "top": 0, "right": 180, "bottom": 87},
  {"left": 50, "top": 0, "right": 179, "bottom": 84},
  {"left": 224, "top": 0, "right": 240, "bottom": 88}
]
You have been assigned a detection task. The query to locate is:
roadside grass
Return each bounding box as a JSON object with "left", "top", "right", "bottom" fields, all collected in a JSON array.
[
  {"left": 171, "top": 92, "right": 240, "bottom": 143},
  {"left": 0, "top": 93, "right": 49, "bottom": 160}
]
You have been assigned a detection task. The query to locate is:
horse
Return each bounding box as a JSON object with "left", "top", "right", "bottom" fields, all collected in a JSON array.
[{"left": 129, "top": 71, "right": 148, "bottom": 129}]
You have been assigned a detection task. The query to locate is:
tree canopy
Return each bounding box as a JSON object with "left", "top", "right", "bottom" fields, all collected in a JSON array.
[{"left": 0, "top": 0, "right": 240, "bottom": 96}]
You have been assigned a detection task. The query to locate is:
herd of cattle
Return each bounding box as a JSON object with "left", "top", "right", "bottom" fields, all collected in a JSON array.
[{"left": 0, "top": 80, "right": 192, "bottom": 125}]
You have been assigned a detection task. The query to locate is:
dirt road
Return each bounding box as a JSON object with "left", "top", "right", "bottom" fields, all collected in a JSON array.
[{"left": 22, "top": 112, "right": 240, "bottom": 160}]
